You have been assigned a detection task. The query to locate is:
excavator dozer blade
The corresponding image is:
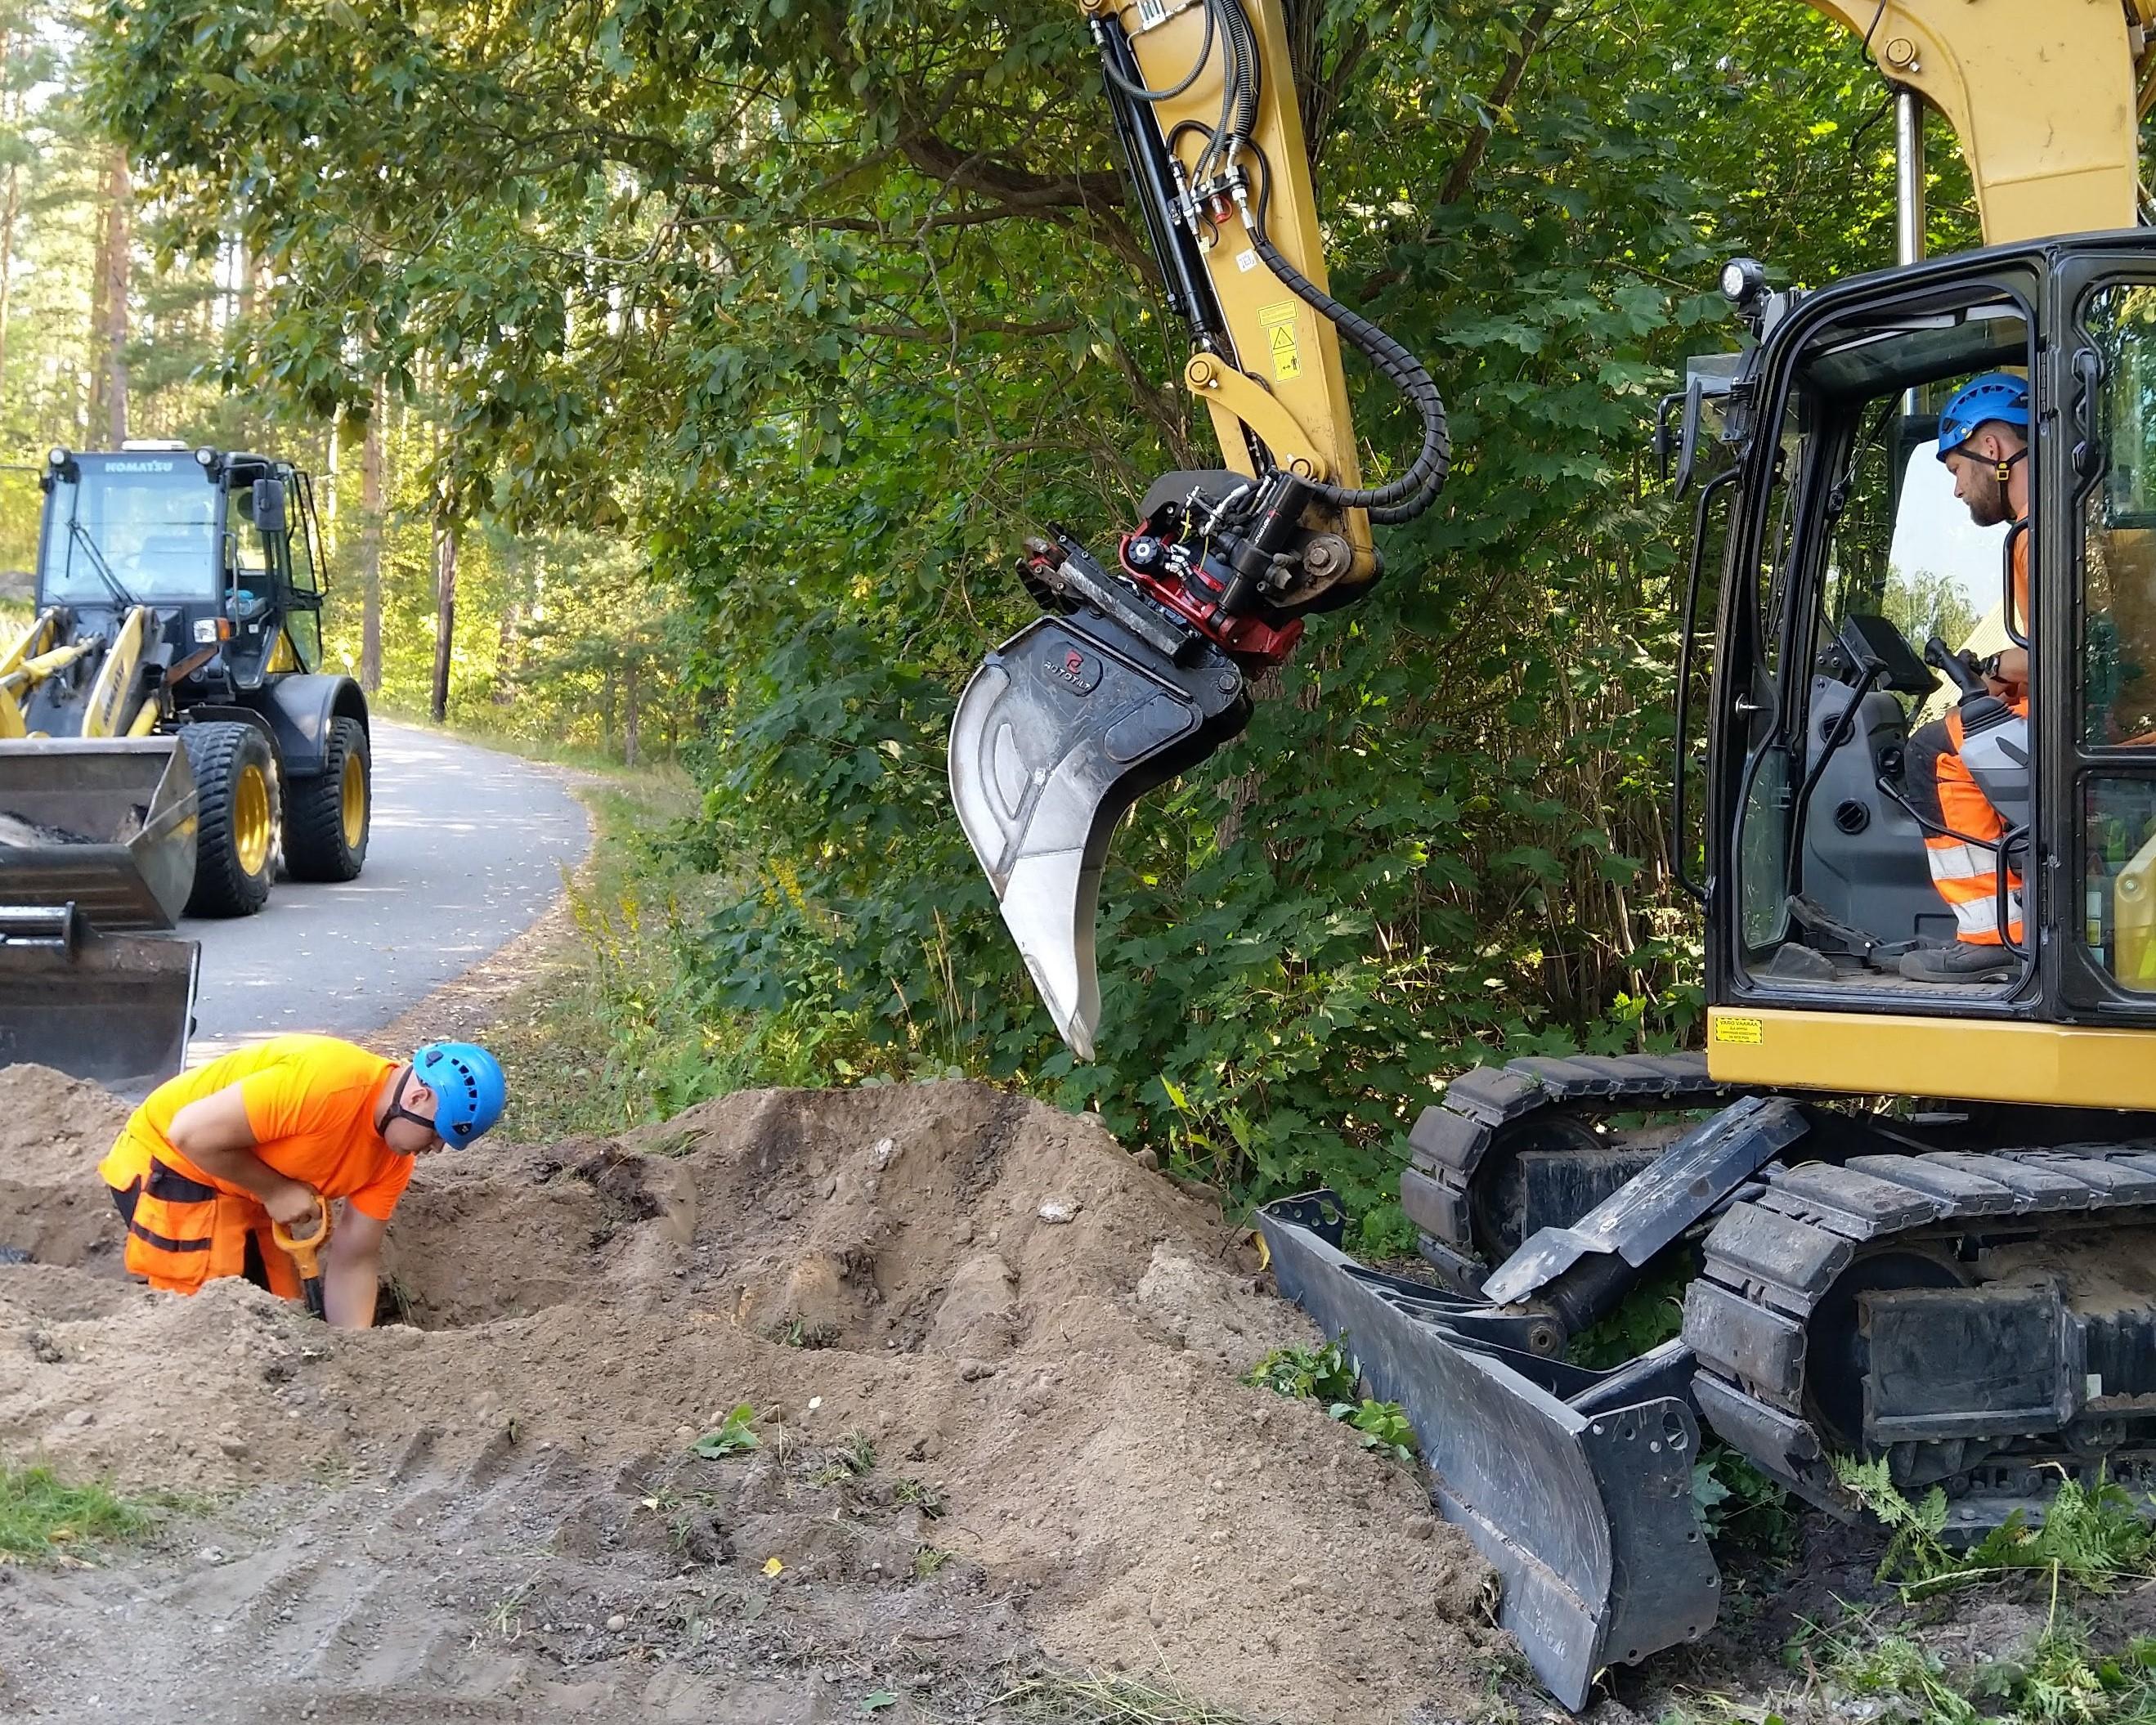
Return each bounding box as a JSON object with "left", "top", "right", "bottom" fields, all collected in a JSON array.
[
  {"left": 1258, "top": 1195, "right": 1721, "bottom": 1709},
  {"left": 949, "top": 609, "right": 1248, "bottom": 1059},
  {"left": 0, "top": 737, "right": 198, "bottom": 930},
  {"left": 0, "top": 907, "right": 199, "bottom": 1093}
]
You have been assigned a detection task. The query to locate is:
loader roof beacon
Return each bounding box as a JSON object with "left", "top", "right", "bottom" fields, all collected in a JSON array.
[
  {"left": 947, "top": 0, "right": 2156, "bottom": 1706},
  {"left": 0, "top": 446, "right": 371, "bottom": 1091}
]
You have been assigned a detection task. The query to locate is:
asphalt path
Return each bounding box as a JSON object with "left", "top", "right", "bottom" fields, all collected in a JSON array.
[{"left": 182, "top": 719, "right": 590, "bottom": 1060}]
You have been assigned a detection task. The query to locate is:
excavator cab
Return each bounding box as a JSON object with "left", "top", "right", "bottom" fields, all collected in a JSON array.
[{"left": 1694, "top": 242, "right": 2156, "bottom": 1097}]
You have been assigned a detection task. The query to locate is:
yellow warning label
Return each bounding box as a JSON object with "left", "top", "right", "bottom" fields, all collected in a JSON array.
[
  {"left": 1714, "top": 1015, "right": 1764, "bottom": 1046},
  {"left": 1257, "top": 300, "right": 1300, "bottom": 381}
]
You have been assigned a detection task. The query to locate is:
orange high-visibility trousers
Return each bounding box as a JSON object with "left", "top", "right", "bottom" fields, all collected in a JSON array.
[
  {"left": 97, "top": 1128, "right": 303, "bottom": 1299},
  {"left": 1904, "top": 697, "right": 2029, "bottom": 945}
]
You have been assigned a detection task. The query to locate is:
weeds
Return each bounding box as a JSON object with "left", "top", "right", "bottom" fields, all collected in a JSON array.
[
  {"left": 1836, "top": 1458, "right": 2154, "bottom": 1599},
  {"left": 1808, "top": 1612, "right": 2156, "bottom": 1725},
  {"left": 1241, "top": 1339, "right": 1356, "bottom": 1403},
  {"left": 912, "top": 1544, "right": 953, "bottom": 1579},
  {"left": 0, "top": 1462, "right": 159, "bottom": 1561},
  {"left": 1240, "top": 1338, "right": 1417, "bottom": 1462},
  {"left": 1692, "top": 1444, "right": 1795, "bottom": 1558},
  {"left": 692, "top": 1404, "right": 760, "bottom": 1458},
  {"left": 809, "top": 1432, "right": 876, "bottom": 1487},
  {"left": 997, "top": 1670, "right": 1255, "bottom": 1723},
  {"left": 894, "top": 1477, "right": 948, "bottom": 1519}
]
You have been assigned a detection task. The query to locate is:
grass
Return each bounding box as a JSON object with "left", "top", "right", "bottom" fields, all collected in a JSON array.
[
  {"left": 997, "top": 1672, "right": 1258, "bottom": 1724},
  {"left": 0, "top": 1462, "right": 163, "bottom": 1561},
  {"left": 1709, "top": 1467, "right": 2156, "bottom": 1725}
]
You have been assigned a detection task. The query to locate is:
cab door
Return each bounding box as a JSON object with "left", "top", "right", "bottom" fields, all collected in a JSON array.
[{"left": 2051, "top": 251, "right": 2156, "bottom": 1025}]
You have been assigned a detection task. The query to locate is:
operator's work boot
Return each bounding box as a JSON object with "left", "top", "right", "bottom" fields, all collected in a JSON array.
[{"left": 1898, "top": 941, "right": 2019, "bottom": 983}]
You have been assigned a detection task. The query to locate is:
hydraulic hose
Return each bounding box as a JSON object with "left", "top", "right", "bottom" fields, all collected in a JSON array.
[
  {"left": 1248, "top": 223, "right": 1450, "bottom": 522},
  {"left": 1098, "top": 0, "right": 1216, "bottom": 102}
]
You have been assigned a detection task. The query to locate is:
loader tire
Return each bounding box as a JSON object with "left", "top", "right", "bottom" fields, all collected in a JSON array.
[
  {"left": 284, "top": 718, "right": 370, "bottom": 882},
  {"left": 182, "top": 721, "right": 280, "bottom": 917}
]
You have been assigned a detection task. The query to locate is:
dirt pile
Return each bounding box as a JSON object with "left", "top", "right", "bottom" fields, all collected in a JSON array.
[{"left": 0, "top": 1070, "right": 1505, "bottom": 1724}]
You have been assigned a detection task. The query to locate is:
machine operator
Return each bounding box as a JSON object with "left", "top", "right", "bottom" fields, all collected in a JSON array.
[{"left": 1901, "top": 372, "right": 2031, "bottom": 983}]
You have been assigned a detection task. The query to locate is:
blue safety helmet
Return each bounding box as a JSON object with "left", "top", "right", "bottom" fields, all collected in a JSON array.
[
  {"left": 412, "top": 1041, "right": 507, "bottom": 1146},
  {"left": 1936, "top": 372, "right": 2030, "bottom": 463}
]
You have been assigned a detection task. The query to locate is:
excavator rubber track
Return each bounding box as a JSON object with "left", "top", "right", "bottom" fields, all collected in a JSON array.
[
  {"left": 1687, "top": 1146, "right": 2156, "bottom": 1521},
  {"left": 1404, "top": 1051, "right": 1749, "bottom": 1290}
]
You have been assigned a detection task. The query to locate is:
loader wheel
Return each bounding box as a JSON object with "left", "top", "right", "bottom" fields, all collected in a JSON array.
[
  {"left": 285, "top": 718, "right": 370, "bottom": 882},
  {"left": 182, "top": 722, "right": 280, "bottom": 917}
]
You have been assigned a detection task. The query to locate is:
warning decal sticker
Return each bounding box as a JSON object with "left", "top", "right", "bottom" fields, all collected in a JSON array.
[{"left": 1257, "top": 300, "right": 1300, "bottom": 381}]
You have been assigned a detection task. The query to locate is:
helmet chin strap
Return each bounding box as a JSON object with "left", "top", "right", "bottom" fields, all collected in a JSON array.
[
  {"left": 376, "top": 1066, "right": 438, "bottom": 1148},
  {"left": 1995, "top": 446, "right": 2028, "bottom": 486}
]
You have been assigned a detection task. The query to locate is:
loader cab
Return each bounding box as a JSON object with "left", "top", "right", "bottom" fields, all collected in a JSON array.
[
  {"left": 34, "top": 445, "right": 328, "bottom": 691},
  {"left": 1688, "top": 237, "right": 2156, "bottom": 1084}
]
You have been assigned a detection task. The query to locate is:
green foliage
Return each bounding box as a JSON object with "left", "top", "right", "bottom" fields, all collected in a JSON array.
[
  {"left": 1690, "top": 1443, "right": 1793, "bottom": 1557},
  {"left": 1815, "top": 1619, "right": 2156, "bottom": 1725},
  {"left": 84, "top": 0, "right": 1994, "bottom": 1218},
  {"left": 690, "top": 1404, "right": 760, "bottom": 1458},
  {"left": 0, "top": 1461, "right": 159, "bottom": 1560},
  {"left": 1242, "top": 1336, "right": 1416, "bottom": 1460},
  {"left": 1241, "top": 1337, "right": 1360, "bottom": 1405},
  {"left": 1333, "top": 1397, "right": 1417, "bottom": 1463},
  {"left": 1836, "top": 1457, "right": 2156, "bottom": 1600}
]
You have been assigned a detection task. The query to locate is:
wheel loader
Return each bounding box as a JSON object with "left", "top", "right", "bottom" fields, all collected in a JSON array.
[
  {"left": 0, "top": 442, "right": 371, "bottom": 1090},
  {"left": 944, "top": 0, "right": 2156, "bottom": 1706}
]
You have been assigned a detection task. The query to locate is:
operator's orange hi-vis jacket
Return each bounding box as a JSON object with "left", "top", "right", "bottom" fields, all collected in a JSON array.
[{"left": 97, "top": 1034, "right": 408, "bottom": 1298}]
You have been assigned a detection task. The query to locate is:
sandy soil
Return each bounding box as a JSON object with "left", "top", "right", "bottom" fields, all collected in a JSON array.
[{"left": 0, "top": 1070, "right": 1515, "bottom": 1724}]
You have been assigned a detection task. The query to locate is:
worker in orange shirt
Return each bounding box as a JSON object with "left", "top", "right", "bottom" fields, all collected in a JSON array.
[{"left": 96, "top": 1035, "right": 507, "bottom": 1328}]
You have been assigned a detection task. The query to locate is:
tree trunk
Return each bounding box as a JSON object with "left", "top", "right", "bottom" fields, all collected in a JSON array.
[
  {"left": 99, "top": 150, "right": 129, "bottom": 445},
  {"left": 598, "top": 667, "right": 616, "bottom": 757},
  {"left": 0, "top": 32, "right": 22, "bottom": 404},
  {"left": 493, "top": 602, "right": 519, "bottom": 703},
  {"left": 430, "top": 508, "right": 457, "bottom": 724},
  {"left": 358, "top": 379, "right": 384, "bottom": 692},
  {"left": 622, "top": 659, "right": 640, "bottom": 766}
]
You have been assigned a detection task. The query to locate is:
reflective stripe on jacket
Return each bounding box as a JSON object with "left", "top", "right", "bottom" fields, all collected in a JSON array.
[{"left": 98, "top": 1128, "right": 301, "bottom": 1299}]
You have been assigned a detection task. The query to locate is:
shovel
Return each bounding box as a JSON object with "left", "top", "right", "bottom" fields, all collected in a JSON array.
[{"left": 272, "top": 1203, "right": 333, "bottom": 1320}]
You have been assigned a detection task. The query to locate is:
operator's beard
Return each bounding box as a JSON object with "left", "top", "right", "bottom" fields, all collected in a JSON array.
[{"left": 1965, "top": 470, "right": 2013, "bottom": 528}]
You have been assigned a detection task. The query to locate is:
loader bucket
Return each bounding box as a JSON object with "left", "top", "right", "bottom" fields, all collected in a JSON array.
[
  {"left": 949, "top": 609, "right": 1248, "bottom": 1059},
  {"left": 1258, "top": 1194, "right": 1721, "bottom": 1709},
  {"left": 0, "top": 737, "right": 197, "bottom": 930},
  {"left": 0, "top": 906, "right": 198, "bottom": 1094}
]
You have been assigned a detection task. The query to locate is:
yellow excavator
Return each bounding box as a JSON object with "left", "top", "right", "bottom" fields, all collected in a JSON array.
[{"left": 948, "top": 0, "right": 2156, "bottom": 1705}]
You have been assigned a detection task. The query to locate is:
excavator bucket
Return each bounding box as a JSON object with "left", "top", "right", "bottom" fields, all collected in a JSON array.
[
  {"left": 1257, "top": 1194, "right": 1721, "bottom": 1709},
  {"left": 949, "top": 607, "right": 1248, "bottom": 1059},
  {"left": 0, "top": 737, "right": 198, "bottom": 929},
  {"left": 0, "top": 737, "right": 199, "bottom": 1092},
  {"left": 0, "top": 906, "right": 199, "bottom": 1093}
]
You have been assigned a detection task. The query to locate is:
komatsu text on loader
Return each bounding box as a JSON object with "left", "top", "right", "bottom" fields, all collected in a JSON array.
[
  {"left": 0, "top": 443, "right": 371, "bottom": 1089},
  {"left": 945, "top": 0, "right": 2156, "bottom": 1705}
]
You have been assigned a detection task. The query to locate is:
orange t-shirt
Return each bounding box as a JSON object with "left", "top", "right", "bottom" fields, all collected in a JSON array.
[{"left": 122, "top": 1034, "right": 413, "bottom": 1221}]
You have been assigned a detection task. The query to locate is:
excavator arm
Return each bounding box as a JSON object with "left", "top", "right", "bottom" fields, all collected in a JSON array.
[{"left": 948, "top": 0, "right": 1446, "bottom": 1056}]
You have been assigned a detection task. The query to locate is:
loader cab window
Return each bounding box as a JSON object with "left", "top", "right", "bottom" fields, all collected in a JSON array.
[
  {"left": 36, "top": 459, "right": 221, "bottom": 605},
  {"left": 2070, "top": 284, "right": 2156, "bottom": 998},
  {"left": 1722, "top": 284, "right": 2035, "bottom": 998}
]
